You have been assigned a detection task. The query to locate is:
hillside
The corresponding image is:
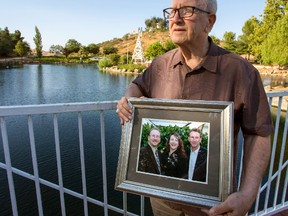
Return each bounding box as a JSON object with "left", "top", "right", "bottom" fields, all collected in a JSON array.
[{"left": 97, "top": 30, "right": 171, "bottom": 55}]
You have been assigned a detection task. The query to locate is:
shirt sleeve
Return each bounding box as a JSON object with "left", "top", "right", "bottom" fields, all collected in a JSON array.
[
  {"left": 241, "top": 68, "right": 274, "bottom": 136},
  {"left": 131, "top": 67, "right": 151, "bottom": 97},
  {"left": 124, "top": 83, "right": 144, "bottom": 97}
]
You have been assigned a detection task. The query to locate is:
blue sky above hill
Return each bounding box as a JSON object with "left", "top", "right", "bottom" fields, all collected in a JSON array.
[{"left": 1, "top": 0, "right": 266, "bottom": 50}]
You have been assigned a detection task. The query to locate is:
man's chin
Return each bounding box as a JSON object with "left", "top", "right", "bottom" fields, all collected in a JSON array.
[{"left": 171, "top": 38, "right": 185, "bottom": 46}]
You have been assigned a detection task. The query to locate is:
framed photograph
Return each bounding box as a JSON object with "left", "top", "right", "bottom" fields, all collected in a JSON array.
[{"left": 115, "top": 98, "right": 234, "bottom": 207}]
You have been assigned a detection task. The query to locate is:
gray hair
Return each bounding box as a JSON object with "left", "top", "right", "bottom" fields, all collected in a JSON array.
[{"left": 206, "top": 0, "right": 217, "bottom": 14}]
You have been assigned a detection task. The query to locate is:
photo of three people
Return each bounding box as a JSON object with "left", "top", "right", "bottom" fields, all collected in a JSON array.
[{"left": 137, "top": 119, "right": 209, "bottom": 183}]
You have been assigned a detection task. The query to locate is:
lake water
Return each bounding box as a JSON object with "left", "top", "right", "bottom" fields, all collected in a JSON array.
[
  {"left": 0, "top": 64, "right": 136, "bottom": 106},
  {"left": 0, "top": 64, "right": 287, "bottom": 215},
  {"left": 0, "top": 64, "right": 287, "bottom": 106},
  {"left": 0, "top": 64, "right": 144, "bottom": 216}
]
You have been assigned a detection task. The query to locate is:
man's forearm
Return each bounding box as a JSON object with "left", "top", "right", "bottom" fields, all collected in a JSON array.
[{"left": 240, "top": 135, "right": 271, "bottom": 206}]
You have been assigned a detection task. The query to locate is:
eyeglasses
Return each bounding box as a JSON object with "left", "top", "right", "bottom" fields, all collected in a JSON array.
[{"left": 163, "top": 6, "right": 210, "bottom": 20}]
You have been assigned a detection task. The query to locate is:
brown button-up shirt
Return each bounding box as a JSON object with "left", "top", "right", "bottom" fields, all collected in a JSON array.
[{"left": 127, "top": 40, "right": 273, "bottom": 138}]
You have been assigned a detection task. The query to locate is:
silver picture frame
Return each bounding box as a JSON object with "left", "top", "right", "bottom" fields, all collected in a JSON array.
[{"left": 115, "top": 98, "right": 234, "bottom": 207}]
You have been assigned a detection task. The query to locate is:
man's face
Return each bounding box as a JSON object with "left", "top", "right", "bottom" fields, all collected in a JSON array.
[
  {"left": 148, "top": 129, "right": 161, "bottom": 148},
  {"left": 169, "top": 0, "right": 212, "bottom": 46},
  {"left": 188, "top": 131, "right": 202, "bottom": 151}
]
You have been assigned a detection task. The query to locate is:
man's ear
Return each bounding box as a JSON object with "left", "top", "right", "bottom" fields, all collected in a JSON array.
[{"left": 206, "top": 14, "right": 216, "bottom": 33}]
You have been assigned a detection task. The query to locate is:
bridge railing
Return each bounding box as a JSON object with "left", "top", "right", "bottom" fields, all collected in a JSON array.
[
  {"left": 251, "top": 91, "right": 288, "bottom": 215},
  {"left": 0, "top": 92, "right": 287, "bottom": 216}
]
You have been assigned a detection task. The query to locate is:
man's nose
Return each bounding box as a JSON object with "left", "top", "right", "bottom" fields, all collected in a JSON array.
[{"left": 171, "top": 10, "right": 182, "bottom": 22}]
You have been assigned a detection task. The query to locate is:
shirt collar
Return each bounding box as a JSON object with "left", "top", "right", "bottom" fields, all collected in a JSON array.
[
  {"left": 191, "top": 146, "right": 200, "bottom": 154},
  {"left": 172, "top": 37, "right": 218, "bottom": 73},
  {"left": 171, "top": 48, "right": 183, "bottom": 69},
  {"left": 148, "top": 143, "right": 158, "bottom": 154},
  {"left": 202, "top": 37, "right": 218, "bottom": 73}
]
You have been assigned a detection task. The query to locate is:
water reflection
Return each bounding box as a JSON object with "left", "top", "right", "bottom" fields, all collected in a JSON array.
[{"left": 0, "top": 64, "right": 136, "bottom": 105}]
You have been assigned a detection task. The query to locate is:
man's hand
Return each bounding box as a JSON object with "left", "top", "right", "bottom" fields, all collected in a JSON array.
[
  {"left": 201, "top": 191, "right": 251, "bottom": 216},
  {"left": 116, "top": 97, "right": 133, "bottom": 125},
  {"left": 202, "top": 135, "right": 271, "bottom": 216}
]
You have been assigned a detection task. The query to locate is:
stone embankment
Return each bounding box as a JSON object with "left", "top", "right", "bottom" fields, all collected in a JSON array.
[
  {"left": 253, "top": 64, "right": 288, "bottom": 111},
  {"left": 101, "top": 66, "right": 144, "bottom": 74},
  {"left": 103, "top": 63, "right": 288, "bottom": 76},
  {"left": 254, "top": 64, "right": 288, "bottom": 76},
  {"left": 253, "top": 65, "right": 288, "bottom": 111},
  {"left": 0, "top": 57, "right": 33, "bottom": 68}
]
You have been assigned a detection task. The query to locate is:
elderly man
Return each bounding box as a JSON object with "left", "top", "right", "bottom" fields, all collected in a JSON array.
[{"left": 116, "top": 0, "right": 273, "bottom": 215}]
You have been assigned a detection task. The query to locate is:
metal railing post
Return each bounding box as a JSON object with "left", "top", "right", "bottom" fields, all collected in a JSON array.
[
  {"left": 264, "top": 97, "right": 282, "bottom": 212},
  {"left": 78, "top": 112, "right": 89, "bottom": 216},
  {"left": 53, "top": 113, "right": 66, "bottom": 216},
  {"left": 28, "top": 115, "right": 44, "bottom": 216},
  {"left": 100, "top": 111, "right": 108, "bottom": 216},
  {"left": 0, "top": 116, "right": 19, "bottom": 216}
]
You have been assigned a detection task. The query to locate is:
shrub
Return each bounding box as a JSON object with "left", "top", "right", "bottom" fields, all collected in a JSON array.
[
  {"left": 98, "top": 58, "right": 112, "bottom": 69},
  {"left": 118, "top": 64, "right": 146, "bottom": 72},
  {"left": 108, "top": 53, "right": 121, "bottom": 65}
]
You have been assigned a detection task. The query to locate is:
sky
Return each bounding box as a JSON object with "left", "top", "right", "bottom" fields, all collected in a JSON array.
[{"left": 1, "top": 0, "right": 266, "bottom": 51}]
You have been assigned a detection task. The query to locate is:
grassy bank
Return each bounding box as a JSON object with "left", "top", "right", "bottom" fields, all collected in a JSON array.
[
  {"left": 100, "top": 64, "right": 147, "bottom": 74},
  {"left": 0, "top": 56, "right": 98, "bottom": 66}
]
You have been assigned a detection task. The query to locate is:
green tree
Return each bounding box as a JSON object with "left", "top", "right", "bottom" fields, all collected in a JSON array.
[
  {"left": 238, "top": 17, "right": 260, "bottom": 58},
  {"left": 65, "top": 39, "right": 81, "bottom": 56},
  {"left": 0, "top": 27, "right": 14, "bottom": 56},
  {"left": 145, "top": 19, "right": 152, "bottom": 29},
  {"left": 262, "top": 0, "right": 286, "bottom": 26},
  {"left": 247, "top": 17, "right": 262, "bottom": 61},
  {"left": 261, "top": 12, "right": 288, "bottom": 65},
  {"left": 234, "top": 40, "right": 248, "bottom": 56},
  {"left": 62, "top": 47, "right": 69, "bottom": 58},
  {"left": 145, "top": 41, "right": 165, "bottom": 60},
  {"left": 11, "top": 30, "right": 23, "bottom": 48},
  {"left": 33, "top": 26, "right": 43, "bottom": 58},
  {"left": 98, "top": 57, "right": 112, "bottom": 69},
  {"left": 249, "top": 0, "right": 287, "bottom": 62},
  {"left": 14, "top": 40, "right": 30, "bottom": 56},
  {"left": 87, "top": 43, "right": 100, "bottom": 55},
  {"left": 49, "top": 44, "right": 63, "bottom": 54},
  {"left": 120, "top": 54, "right": 132, "bottom": 64},
  {"left": 108, "top": 53, "right": 121, "bottom": 65},
  {"left": 222, "top": 31, "right": 237, "bottom": 52},
  {"left": 145, "top": 17, "right": 166, "bottom": 30},
  {"left": 79, "top": 46, "right": 89, "bottom": 57},
  {"left": 0, "top": 27, "right": 31, "bottom": 57},
  {"left": 103, "top": 46, "right": 118, "bottom": 55}
]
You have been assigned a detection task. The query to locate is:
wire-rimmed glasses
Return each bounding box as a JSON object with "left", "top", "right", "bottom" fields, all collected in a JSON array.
[{"left": 163, "top": 6, "right": 210, "bottom": 20}]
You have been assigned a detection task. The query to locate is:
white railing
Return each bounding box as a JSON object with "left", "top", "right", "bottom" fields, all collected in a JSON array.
[
  {"left": 0, "top": 92, "right": 287, "bottom": 216},
  {"left": 251, "top": 91, "right": 288, "bottom": 215}
]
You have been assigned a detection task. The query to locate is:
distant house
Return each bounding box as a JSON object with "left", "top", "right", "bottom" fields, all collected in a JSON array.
[{"left": 30, "top": 49, "right": 55, "bottom": 57}]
